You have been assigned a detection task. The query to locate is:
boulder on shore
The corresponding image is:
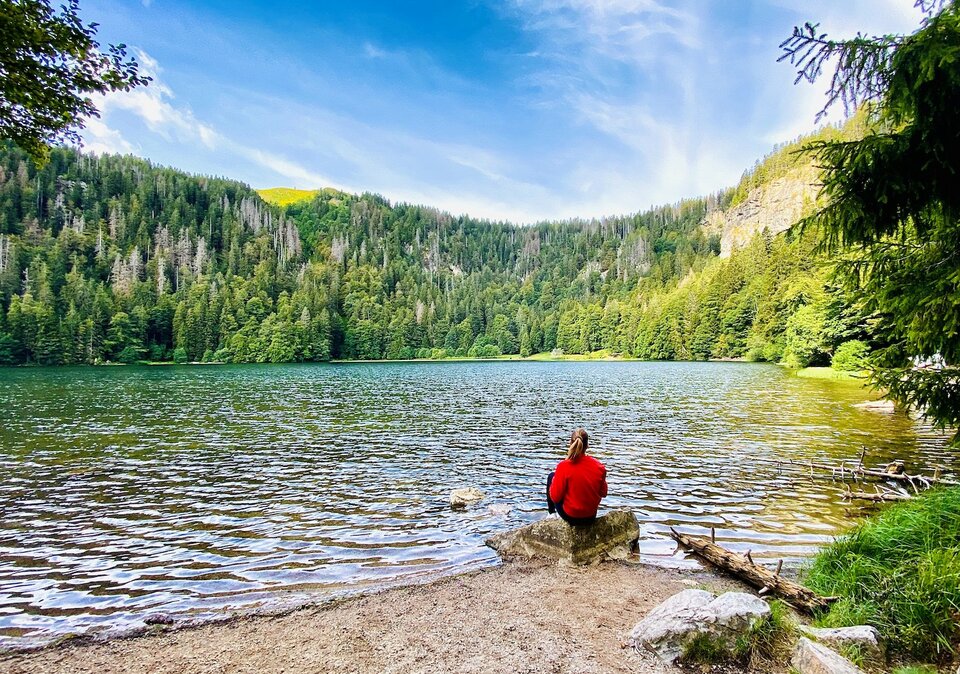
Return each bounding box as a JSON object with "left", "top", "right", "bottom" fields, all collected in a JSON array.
[
  {"left": 792, "top": 636, "right": 867, "bottom": 674},
  {"left": 449, "top": 487, "right": 484, "bottom": 508},
  {"left": 629, "top": 588, "right": 771, "bottom": 664},
  {"left": 485, "top": 509, "right": 639, "bottom": 566},
  {"left": 799, "top": 625, "right": 884, "bottom": 664}
]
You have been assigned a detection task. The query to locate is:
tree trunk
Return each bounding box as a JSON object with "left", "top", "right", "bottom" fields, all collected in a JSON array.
[{"left": 669, "top": 528, "right": 834, "bottom": 614}]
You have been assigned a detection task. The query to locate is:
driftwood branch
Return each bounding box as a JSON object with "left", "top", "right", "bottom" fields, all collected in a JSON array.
[
  {"left": 783, "top": 459, "right": 958, "bottom": 487},
  {"left": 843, "top": 488, "right": 911, "bottom": 503},
  {"left": 669, "top": 528, "right": 835, "bottom": 614}
]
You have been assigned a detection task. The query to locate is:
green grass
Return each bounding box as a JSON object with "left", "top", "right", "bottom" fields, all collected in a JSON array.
[
  {"left": 795, "top": 366, "right": 864, "bottom": 382},
  {"left": 257, "top": 187, "right": 321, "bottom": 206},
  {"left": 804, "top": 487, "right": 960, "bottom": 662},
  {"left": 891, "top": 666, "right": 939, "bottom": 674},
  {"left": 681, "top": 600, "right": 796, "bottom": 666},
  {"left": 682, "top": 632, "right": 731, "bottom": 665},
  {"left": 525, "top": 349, "right": 626, "bottom": 361}
]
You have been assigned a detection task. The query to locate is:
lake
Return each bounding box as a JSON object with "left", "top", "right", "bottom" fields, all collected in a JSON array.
[{"left": 0, "top": 361, "right": 953, "bottom": 647}]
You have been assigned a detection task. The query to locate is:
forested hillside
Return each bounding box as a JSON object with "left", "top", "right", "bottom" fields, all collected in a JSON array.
[{"left": 0, "top": 127, "right": 866, "bottom": 366}]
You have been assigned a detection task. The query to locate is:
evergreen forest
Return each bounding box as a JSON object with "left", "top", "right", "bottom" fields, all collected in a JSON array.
[{"left": 0, "top": 135, "right": 866, "bottom": 367}]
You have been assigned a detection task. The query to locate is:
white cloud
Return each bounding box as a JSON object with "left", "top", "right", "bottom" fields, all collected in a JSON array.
[
  {"left": 82, "top": 116, "right": 135, "bottom": 156},
  {"left": 363, "top": 42, "right": 387, "bottom": 59},
  {"left": 231, "top": 146, "right": 344, "bottom": 191},
  {"left": 81, "top": 50, "right": 349, "bottom": 196}
]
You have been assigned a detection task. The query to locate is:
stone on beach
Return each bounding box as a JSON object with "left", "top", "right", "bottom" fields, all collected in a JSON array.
[
  {"left": 792, "top": 636, "right": 868, "bottom": 674},
  {"left": 799, "top": 625, "right": 884, "bottom": 664},
  {"left": 449, "top": 487, "right": 484, "bottom": 508},
  {"left": 485, "top": 509, "right": 639, "bottom": 566},
  {"left": 629, "top": 588, "right": 771, "bottom": 664}
]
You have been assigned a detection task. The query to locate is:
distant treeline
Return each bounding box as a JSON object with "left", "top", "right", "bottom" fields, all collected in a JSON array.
[{"left": 0, "top": 134, "right": 867, "bottom": 366}]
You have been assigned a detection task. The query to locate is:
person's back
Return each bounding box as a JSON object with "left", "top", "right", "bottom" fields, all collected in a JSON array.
[{"left": 546, "top": 428, "right": 607, "bottom": 523}]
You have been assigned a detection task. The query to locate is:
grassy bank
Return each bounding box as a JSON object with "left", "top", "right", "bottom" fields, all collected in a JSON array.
[
  {"left": 795, "top": 366, "right": 865, "bottom": 382},
  {"left": 804, "top": 487, "right": 960, "bottom": 662}
]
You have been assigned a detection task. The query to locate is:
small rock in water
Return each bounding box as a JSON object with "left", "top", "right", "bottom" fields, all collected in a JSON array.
[
  {"left": 854, "top": 399, "right": 896, "bottom": 413},
  {"left": 449, "top": 487, "right": 484, "bottom": 508},
  {"left": 792, "top": 636, "right": 867, "bottom": 674},
  {"left": 487, "top": 503, "right": 512, "bottom": 516},
  {"left": 144, "top": 613, "right": 175, "bottom": 626},
  {"left": 629, "top": 589, "right": 771, "bottom": 664}
]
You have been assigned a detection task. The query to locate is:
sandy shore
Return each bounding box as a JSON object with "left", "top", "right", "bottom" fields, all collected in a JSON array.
[{"left": 1, "top": 559, "right": 755, "bottom": 674}]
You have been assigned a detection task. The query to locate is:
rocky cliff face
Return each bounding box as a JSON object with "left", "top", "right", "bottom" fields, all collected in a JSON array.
[{"left": 703, "top": 165, "right": 820, "bottom": 257}]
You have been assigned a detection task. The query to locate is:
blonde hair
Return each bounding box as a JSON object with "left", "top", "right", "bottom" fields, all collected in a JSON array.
[{"left": 567, "top": 428, "right": 588, "bottom": 462}]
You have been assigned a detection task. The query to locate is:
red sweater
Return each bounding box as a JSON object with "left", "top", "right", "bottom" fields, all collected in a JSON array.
[{"left": 549, "top": 455, "right": 608, "bottom": 518}]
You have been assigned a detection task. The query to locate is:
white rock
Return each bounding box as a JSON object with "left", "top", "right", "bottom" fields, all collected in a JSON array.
[
  {"left": 792, "top": 636, "right": 867, "bottom": 674},
  {"left": 449, "top": 487, "right": 484, "bottom": 508},
  {"left": 630, "top": 589, "right": 771, "bottom": 664},
  {"left": 487, "top": 503, "right": 512, "bottom": 516},
  {"left": 854, "top": 399, "right": 896, "bottom": 413},
  {"left": 800, "top": 625, "right": 884, "bottom": 663}
]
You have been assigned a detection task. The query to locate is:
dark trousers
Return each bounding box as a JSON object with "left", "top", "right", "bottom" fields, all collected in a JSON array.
[{"left": 546, "top": 471, "right": 596, "bottom": 525}]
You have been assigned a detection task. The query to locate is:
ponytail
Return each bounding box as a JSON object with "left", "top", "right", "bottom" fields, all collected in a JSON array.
[{"left": 567, "top": 428, "right": 588, "bottom": 462}]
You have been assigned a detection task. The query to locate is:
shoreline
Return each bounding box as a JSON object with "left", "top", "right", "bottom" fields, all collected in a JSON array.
[
  {"left": 3, "top": 355, "right": 796, "bottom": 368},
  {"left": 0, "top": 558, "right": 748, "bottom": 674}
]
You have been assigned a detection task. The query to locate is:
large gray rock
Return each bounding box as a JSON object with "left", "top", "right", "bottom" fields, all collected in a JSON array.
[
  {"left": 485, "top": 509, "right": 639, "bottom": 566},
  {"left": 792, "top": 637, "right": 867, "bottom": 674},
  {"left": 799, "top": 626, "right": 884, "bottom": 664},
  {"left": 630, "top": 589, "right": 771, "bottom": 664}
]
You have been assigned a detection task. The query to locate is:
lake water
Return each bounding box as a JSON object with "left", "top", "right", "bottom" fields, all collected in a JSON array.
[{"left": 0, "top": 361, "right": 954, "bottom": 647}]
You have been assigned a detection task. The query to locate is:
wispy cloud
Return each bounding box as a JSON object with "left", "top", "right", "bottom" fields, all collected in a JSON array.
[
  {"left": 82, "top": 50, "right": 351, "bottom": 193},
  {"left": 75, "top": 2, "right": 928, "bottom": 224}
]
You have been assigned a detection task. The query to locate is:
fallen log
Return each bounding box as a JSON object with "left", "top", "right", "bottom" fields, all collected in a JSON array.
[{"left": 669, "top": 528, "right": 835, "bottom": 615}]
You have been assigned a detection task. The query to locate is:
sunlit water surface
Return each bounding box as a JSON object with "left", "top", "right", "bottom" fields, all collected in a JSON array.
[{"left": 0, "top": 361, "right": 954, "bottom": 646}]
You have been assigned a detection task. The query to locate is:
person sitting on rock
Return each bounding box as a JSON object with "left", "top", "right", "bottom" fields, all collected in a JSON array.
[{"left": 546, "top": 428, "right": 607, "bottom": 525}]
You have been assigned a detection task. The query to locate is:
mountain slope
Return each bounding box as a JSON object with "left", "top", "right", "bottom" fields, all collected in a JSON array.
[{"left": 0, "top": 127, "right": 858, "bottom": 366}]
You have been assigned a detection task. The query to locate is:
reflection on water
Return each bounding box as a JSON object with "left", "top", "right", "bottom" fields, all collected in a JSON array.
[{"left": 0, "top": 361, "right": 953, "bottom": 646}]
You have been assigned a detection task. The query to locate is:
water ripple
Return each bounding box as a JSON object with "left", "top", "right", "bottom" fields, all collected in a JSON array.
[{"left": 0, "top": 361, "right": 954, "bottom": 646}]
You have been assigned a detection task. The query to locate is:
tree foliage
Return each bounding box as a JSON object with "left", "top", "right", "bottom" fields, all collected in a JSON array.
[
  {"left": 782, "top": 0, "right": 960, "bottom": 437},
  {"left": 0, "top": 0, "right": 148, "bottom": 164},
  {"left": 0, "top": 138, "right": 853, "bottom": 368}
]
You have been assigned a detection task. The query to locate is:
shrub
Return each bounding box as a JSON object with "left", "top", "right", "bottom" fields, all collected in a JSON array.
[
  {"left": 782, "top": 304, "right": 828, "bottom": 368},
  {"left": 832, "top": 340, "right": 869, "bottom": 372},
  {"left": 805, "top": 487, "right": 960, "bottom": 661},
  {"left": 172, "top": 347, "right": 188, "bottom": 364},
  {"left": 116, "top": 345, "right": 142, "bottom": 364}
]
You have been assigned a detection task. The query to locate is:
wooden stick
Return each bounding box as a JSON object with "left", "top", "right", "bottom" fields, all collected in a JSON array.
[
  {"left": 845, "top": 490, "right": 912, "bottom": 503},
  {"left": 669, "top": 528, "right": 834, "bottom": 614}
]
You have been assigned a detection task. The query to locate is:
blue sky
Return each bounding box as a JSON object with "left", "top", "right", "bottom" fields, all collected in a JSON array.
[{"left": 80, "top": 0, "right": 924, "bottom": 223}]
